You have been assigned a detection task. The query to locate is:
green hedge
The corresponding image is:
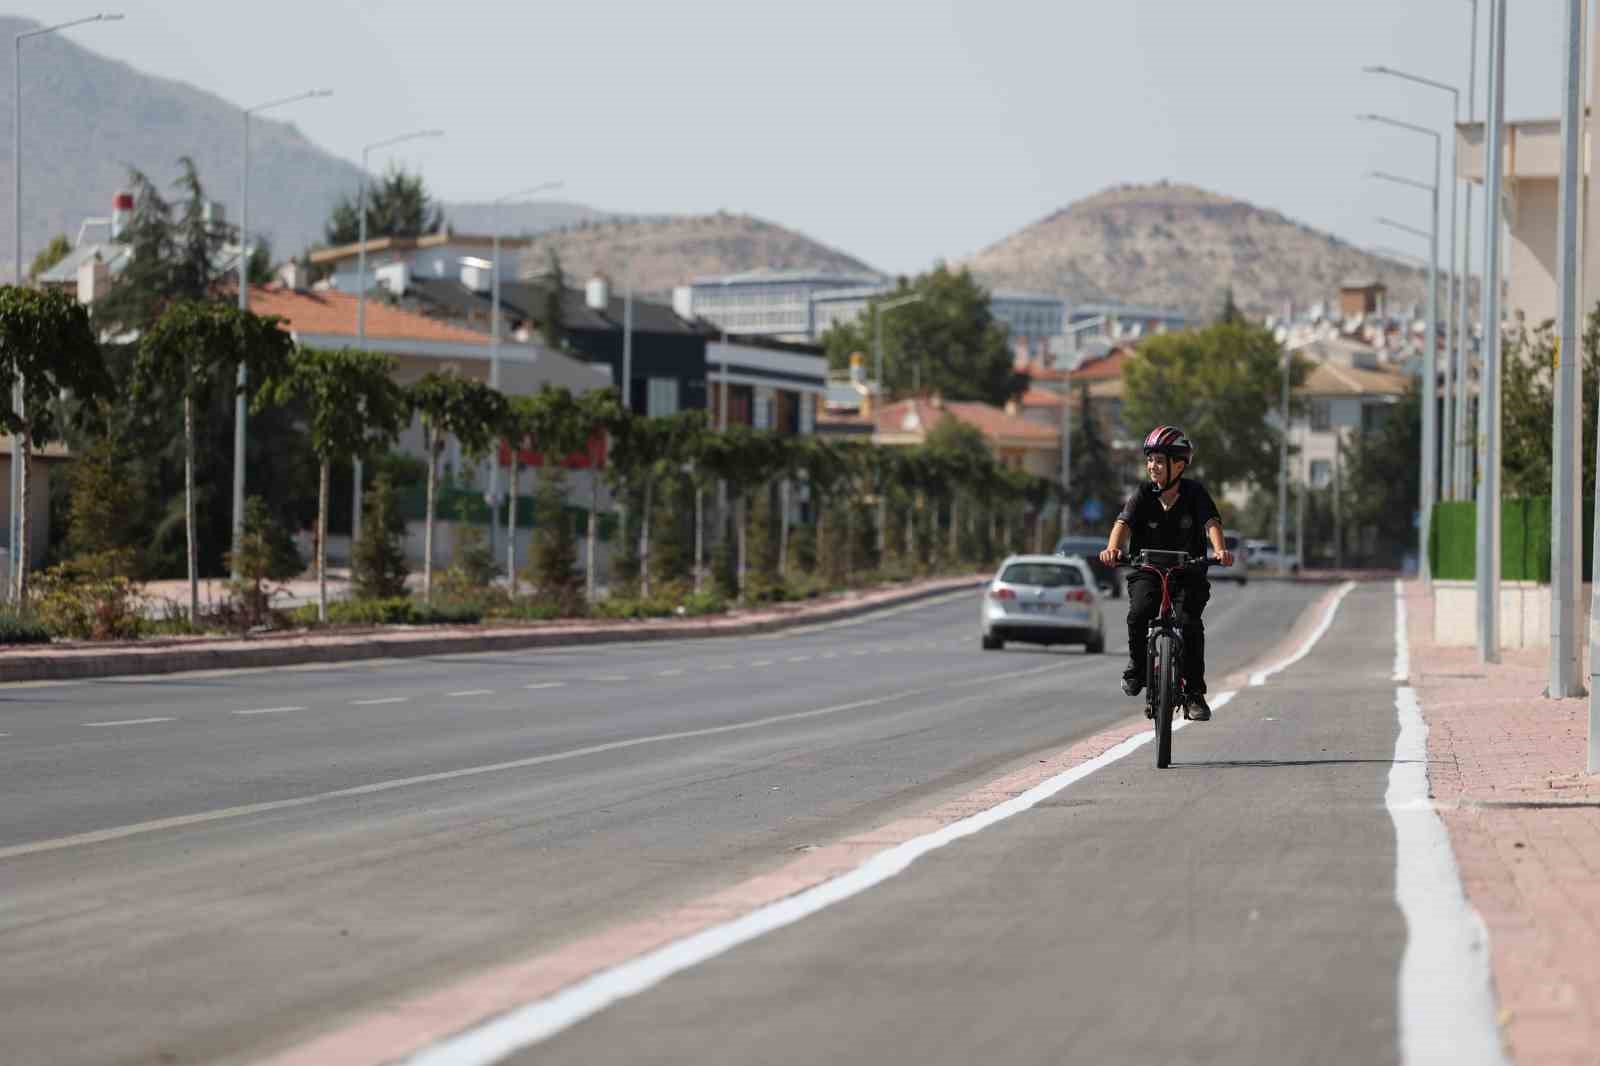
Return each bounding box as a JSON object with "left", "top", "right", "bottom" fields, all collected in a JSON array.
[{"left": 1430, "top": 498, "right": 1595, "bottom": 582}]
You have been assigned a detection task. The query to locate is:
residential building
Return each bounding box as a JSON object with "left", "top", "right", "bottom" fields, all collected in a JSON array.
[
  {"left": 0, "top": 438, "right": 69, "bottom": 567},
  {"left": 309, "top": 233, "right": 533, "bottom": 296},
  {"left": 1286, "top": 339, "right": 1409, "bottom": 498},
  {"left": 872, "top": 396, "right": 1061, "bottom": 480},
  {"left": 807, "top": 284, "right": 1066, "bottom": 353},
  {"left": 705, "top": 338, "right": 828, "bottom": 435},
  {"left": 1067, "top": 303, "right": 1189, "bottom": 348},
  {"left": 679, "top": 270, "right": 883, "bottom": 341}
]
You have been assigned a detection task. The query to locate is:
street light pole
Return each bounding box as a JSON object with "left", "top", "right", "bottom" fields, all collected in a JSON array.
[
  {"left": 1478, "top": 0, "right": 1508, "bottom": 664},
  {"left": 1363, "top": 111, "right": 1441, "bottom": 588},
  {"left": 10, "top": 12, "right": 122, "bottom": 597},
  {"left": 350, "top": 128, "right": 443, "bottom": 552},
  {"left": 1552, "top": 0, "right": 1585, "bottom": 699},
  {"left": 871, "top": 291, "right": 922, "bottom": 558},
  {"left": 234, "top": 88, "right": 330, "bottom": 579},
  {"left": 1364, "top": 66, "right": 1462, "bottom": 502},
  {"left": 1460, "top": 0, "right": 1480, "bottom": 500},
  {"left": 1276, "top": 304, "right": 1291, "bottom": 575}
]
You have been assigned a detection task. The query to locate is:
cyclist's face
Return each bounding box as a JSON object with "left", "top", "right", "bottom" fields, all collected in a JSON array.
[{"left": 1147, "top": 453, "right": 1184, "bottom": 488}]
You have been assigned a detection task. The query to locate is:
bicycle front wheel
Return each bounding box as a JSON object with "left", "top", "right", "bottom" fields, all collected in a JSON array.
[{"left": 1153, "top": 631, "right": 1176, "bottom": 769}]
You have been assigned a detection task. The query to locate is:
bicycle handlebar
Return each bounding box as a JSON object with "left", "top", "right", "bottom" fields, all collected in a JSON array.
[{"left": 1109, "top": 552, "right": 1220, "bottom": 572}]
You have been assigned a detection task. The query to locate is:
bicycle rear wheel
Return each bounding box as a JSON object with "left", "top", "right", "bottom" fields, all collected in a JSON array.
[{"left": 1153, "top": 632, "right": 1176, "bottom": 768}]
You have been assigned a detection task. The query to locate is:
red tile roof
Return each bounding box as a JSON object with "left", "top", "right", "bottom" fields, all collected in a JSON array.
[
  {"left": 874, "top": 397, "right": 1059, "bottom": 446},
  {"left": 1068, "top": 346, "right": 1133, "bottom": 382},
  {"left": 247, "top": 285, "right": 491, "bottom": 346}
]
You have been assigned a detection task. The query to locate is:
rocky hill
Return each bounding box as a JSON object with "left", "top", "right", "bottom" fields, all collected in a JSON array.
[
  {"left": 962, "top": 182, "right": 1431, "bottom": 319},
  {"left": 514, "top": 212, "right": 881, "bottom": 293}
]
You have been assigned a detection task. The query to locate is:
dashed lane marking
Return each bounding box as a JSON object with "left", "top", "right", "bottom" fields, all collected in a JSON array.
[
  {"left": 448, "top": 690, "right": 495, "bottom": 698},
  {"left": 350, "top": 697, "right": 408, "bottom": 706},
  {"left": 656, "top": 669, "right": 686, "bottom": 677},
  {"left": 83, "top": 717, "right": 176, "bottom": 728},
  {"left": 525, "top": 682, "right": 565, "bottom": 690},
  {"left": 234, "top": 706, "right": 307, "bottom": 716}
]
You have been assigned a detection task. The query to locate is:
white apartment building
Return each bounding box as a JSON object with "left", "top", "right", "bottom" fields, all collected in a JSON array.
[
  {"left": 807, "top": 285, "right": 1066, "bottom": 345},
  {"left": 679, "top": 270, "right": 883, "bottom": 341}
]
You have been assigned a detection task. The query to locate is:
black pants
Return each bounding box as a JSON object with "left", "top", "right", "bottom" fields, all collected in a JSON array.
[{"left": 1124, "top": 574, "right": 1211, "bottom": 695}]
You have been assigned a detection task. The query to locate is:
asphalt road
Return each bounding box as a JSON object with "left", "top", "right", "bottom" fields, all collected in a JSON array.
[{"left": 1, "top": 579, "right": 1326, "bottom": 1066}]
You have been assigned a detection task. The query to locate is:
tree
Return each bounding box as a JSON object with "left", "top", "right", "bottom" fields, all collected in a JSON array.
[
  {"left": 924, "top": 418, "right": 992, "bottom": 565},
  {"left": 130, "top": 301, "right": 295, "bottom": 618},
  {"left": 505, "top": 386, "right": 594, "bottom": 597},
  {"left": 1218, "top": 287, "right": 1247, "bottom": 326},
  {"left": 820, "top": 265, "right": 1028, "bottom": 405},
  {"left": 27, "top": 235, "right": 70, "bottom": 281},
  {"left": 1122, "top": 322, "right": 1303, "bottom": 495},
  {"left": 526, "top": 464, "right": 581, "bottom": 609},
  {"left": 0, "top": 287, "right": 112, "bottom": 601},
  {"left": 1069, "top": 385, "right": 1122, "bottom": 528},
  {"left": 539, "top": 249, "right": 567, "bottom": 350},
  {"left": 407, "top": 372, "right": 509, "bottom": 603},
  {"left": 352, "top": 474, "right": 408, "bottom": 599},
  {"left": 266, "top": 347, "right": 408, "bottom": 620},
  {"left": 574, "top": 388, "right": 623, "bottom": 601},
  {"left": 323, "top": 164, "right": 445, "bottom": 246},
  {"left": 1339, "top": 384, "right": 1421, "bottom": 568}
]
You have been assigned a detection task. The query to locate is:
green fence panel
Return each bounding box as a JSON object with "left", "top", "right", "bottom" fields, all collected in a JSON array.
[{"left": 1429, "top": 498, "right": 1594, "bottom": 583}]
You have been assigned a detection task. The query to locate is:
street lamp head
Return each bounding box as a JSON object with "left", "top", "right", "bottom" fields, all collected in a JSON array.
[
  {"left": 1362, "top": 65, "right": 1389, "bottom": 75},
  {"left": 309, "top": 88, "right": 334, "bottom": 99},
  {"left": 97, "top": 13, "right": 126, "bottom": 21}
]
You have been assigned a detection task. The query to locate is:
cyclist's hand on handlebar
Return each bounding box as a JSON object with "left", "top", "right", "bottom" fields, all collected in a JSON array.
[
  {"left": 1099, "top": 548, "right": 1125, "bottom": 566},
  {"left": 1212, "top": 549, "right": 1235, "bottom": 567}
]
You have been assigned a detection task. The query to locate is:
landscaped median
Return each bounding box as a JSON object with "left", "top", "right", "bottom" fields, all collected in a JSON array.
[{"left": 0, "top": 575, "right": 987, "bottom": 684}]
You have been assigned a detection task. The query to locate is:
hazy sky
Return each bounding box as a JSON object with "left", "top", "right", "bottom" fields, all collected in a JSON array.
[{"left": 13, "top": 0, "right": 1574, "bottom": 277}]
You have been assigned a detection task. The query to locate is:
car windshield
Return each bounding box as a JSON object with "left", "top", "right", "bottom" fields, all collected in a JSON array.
[{"left": 1000, "top": 563, "right": 1084, "bottom": 588}]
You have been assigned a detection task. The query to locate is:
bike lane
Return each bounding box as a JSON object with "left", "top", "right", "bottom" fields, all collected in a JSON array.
[{"left": 381, "top": 581, "right": 1460, "bottom": 1066}]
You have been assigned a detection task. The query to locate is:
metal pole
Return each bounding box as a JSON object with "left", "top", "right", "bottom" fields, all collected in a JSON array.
[
  {"left": 1424, "top": 154, "right": 1439, "bottom": 590},
  {"left": 1278, "top": 302, "right": 1290, "bottom": 571},
  {"left": 622, "top": 283, "right": 633, "bottom": 412},
  {"left": 1443, "top": 99, "right": 1460, "bottom": 502},
  {"left": 1552, "top": 0, "right": 1585, "bottom": 697},
  {"left": 233, "top": 108, "right": 249, "bottom": 579},
  {"left": 353, "top": 144, "right": 371, "bottom": 552},
  {"left": 1459, "top": 0, "right": 1479, "bottom": 499},
  {"left": 488, "top": 205, "right": 502, "bottom": 566},
  {"left": 1478, "top": 0, "right": 1506, "bottom": 664},
  {"left": 1058, "top": 379, "right": 1071, "bottom": 536}
]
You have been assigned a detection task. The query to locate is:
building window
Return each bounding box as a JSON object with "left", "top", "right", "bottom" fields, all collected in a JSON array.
[
  {"left": 1309, "top": 400, "right": 1332, "bottom": 432},
  {"left": 647, "top": 377, "right": 679, "bottom": 417},
  {"left": 1361, "top": 402, "right": 1391, "bottom": 434},
  {"left": 1309, "top": 459, "right": 1333, "bottom": 489}
]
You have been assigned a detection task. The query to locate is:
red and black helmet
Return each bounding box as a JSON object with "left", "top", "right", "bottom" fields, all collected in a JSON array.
[{"left": 1142, "top": 425, "right": 1194, "bottom": 463}]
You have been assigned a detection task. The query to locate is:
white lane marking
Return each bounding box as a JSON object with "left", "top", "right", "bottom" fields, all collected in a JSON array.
[
  {"left": 1388, "top": 580, "right": 1506, "bottom": 1066},
  {"left": 350, "top": 697, "right": 408, "bottom": 706},
  {"left": 83, "top": 717, "right": 175, "bottom": 728},
  {"left": 656, "top": 669, "right": 685, "bottom": 678},
  {"left": 749, "top": 660, "right": 774, "bottom": 668},
  {"left": 820, "top": 652, "right": 839, "bottom": 660},
  {"left": 525, "top": 682, "right": 565, "bottom": 690},
  {"left": 448, "top": 690, "right": 495, "bottom": 698},
  {"left": 850, "top": 650, "right": 870, "bottom": 657},
  {"left": 583, "top": 676, "right": 629, "bottom": 683},
  {"left": 0, "top": 659, "right": 1079, "bottom": 864},
  {"left": 1392, "top": 577, "right": 1410, "bottom": 682},
  {"left": 233, "top": 706, "right": 306, "bottom": 716},
  {"left": 404, "top": 691, "right": 1241, "bottom": 1066},
  {"left": 399, "top": 591, "right": 1370, "bottom": 1064},
  {"left": 786, "top": 656, "right": 812, "bottom": 663},
  {"left": 1247, "top": 581, "right": 1356, "bottom": 686},
  {"left": 708, "top": 664, "right": 735, "bottom": 672}
]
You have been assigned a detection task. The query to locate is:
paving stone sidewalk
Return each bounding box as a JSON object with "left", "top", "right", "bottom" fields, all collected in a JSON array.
[{"left": 1404, "top": 580, "right": 1600, "bottom": 1066}]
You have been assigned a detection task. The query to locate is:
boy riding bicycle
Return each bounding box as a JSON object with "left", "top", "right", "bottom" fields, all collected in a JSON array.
[{"left": 1098, "top": 426, "right": 1234, "bottom": 721}]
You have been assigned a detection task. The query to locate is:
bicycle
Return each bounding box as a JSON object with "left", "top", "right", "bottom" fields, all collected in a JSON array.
[{"left": 1115, "top": 549, "right": 1217, "bottom": 769}]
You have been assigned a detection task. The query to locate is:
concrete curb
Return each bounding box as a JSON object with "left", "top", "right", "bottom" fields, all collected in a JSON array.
[{"left": 0, "top": 577, "right": 987, "bottom": 685}]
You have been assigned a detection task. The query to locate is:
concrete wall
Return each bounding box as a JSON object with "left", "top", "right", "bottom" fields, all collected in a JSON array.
[
  {"left": 1508, "top": 177, "right": 1560, "bottom": 327},
  {"left": 0, "top": 456, "right": 56, "bottom": 567},
  {"left": 1433, "top": 579, "right": 1593, "bottom": 650}
]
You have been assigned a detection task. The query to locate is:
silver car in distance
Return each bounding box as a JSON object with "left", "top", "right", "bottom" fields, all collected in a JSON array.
[{"left": 980, "top": 553, "right": 1106, "bottom": 653}]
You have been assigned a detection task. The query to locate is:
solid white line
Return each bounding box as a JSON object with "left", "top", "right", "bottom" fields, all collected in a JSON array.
[
  {"left": 83, "top": 717, "right": 175, "bottom": 728},
  {"left": 1387, "top": 581, "right": 1506, "bottom": 1065},
  {"left": 404, "top": 692, "right": 1242, "bottom": 1066},
  {"left": 233, "top": 706, "right": 307, "bottom": 716},
  {"left": 1392, "top": 578, "right": 1410, "bottom": 682},
  {"left": 525, "top": 682, "right": 565, "bottom": 690},
  {"left": 1389, "top": 686, "right": 1507, "bottom": 1065},
  {"left": 0, "top": 660, "right": 1074, "bottom": 864},
  {"left": 448, "top": 690, "right": 495, "bottom": 698},
  {"left": 1247, "top": 581, "right": 1357, "bottom": 686},
  {"left": 351, "top": 697, "right": 408, "bottom": 706}
]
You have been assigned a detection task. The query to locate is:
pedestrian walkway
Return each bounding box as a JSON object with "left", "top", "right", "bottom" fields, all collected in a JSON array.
[{"left": 1404, "top": 581, "right": 1600, "bottom": 1066}]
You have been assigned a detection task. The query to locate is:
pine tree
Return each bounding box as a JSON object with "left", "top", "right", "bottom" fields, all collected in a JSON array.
[
  {"left": 526, "top": 467, "right": 582, "bottom": 609},
  {"left": 352, "top": 474, "right": 409, "bottom": 599}
]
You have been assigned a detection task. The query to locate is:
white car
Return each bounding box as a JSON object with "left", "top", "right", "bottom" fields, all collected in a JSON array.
[
  {"left": 1211, "top": 534, "right": 1249, "bottom": 585},
  {"left": 1244, "top": 539, "right": 1300, "bottom": 574},
  {"left": 980, "top": 554, "right": 1106, "bottom": 653}
]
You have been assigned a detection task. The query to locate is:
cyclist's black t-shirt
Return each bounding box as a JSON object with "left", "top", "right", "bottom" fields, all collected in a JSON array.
[{"left": 1116, "top": 479, "right": 1221, "bottom": 560}]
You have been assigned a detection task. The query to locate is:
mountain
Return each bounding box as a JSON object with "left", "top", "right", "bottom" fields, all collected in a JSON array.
[
  {"left": 961, "top": 182, "right": 1431, "bottom": 319},
  {"left": 513, "top": 212, "right": 882, "bottom": 295}
]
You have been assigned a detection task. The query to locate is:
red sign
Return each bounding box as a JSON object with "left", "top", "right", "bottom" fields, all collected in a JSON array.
[{"left": 497, "top": 430, "right": 607, "bottom": 470}]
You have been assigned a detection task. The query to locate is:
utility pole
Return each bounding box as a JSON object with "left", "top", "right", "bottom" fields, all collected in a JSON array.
[
  {"left": 1277, "top": 302, "right": 1290, "bottom": 571},
  {"left": 1551, "top": 0, "right": 1584, "bottom": 698},
  {"left": 1058, "top": 378, "right": 1072, "bottom": 536}
]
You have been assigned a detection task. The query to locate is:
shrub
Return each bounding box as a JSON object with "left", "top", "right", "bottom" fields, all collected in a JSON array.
[
  {"left": 222, "top": 497, "right": 293, "bottom": 631},
  {"left": 32, "top": 558, "right": 144, "bottom": 641},
  {"left": 292, "top": 597, "right": 485, "bottom": 627},
  {"left": 0, "top": 608, "right": 51, "bottom": 644},
  {"left": 526, "top": 469, "right": 583, "bottom": 611}
]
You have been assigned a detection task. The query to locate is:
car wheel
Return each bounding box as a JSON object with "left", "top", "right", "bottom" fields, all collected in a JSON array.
[
  {"left": 1085, "top": 629, "right": 1105, "bottom": 654},
  {"left": 981, "top": 633, "right": 1003, "bottom": 651}
]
